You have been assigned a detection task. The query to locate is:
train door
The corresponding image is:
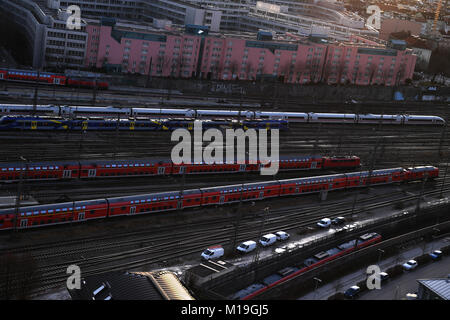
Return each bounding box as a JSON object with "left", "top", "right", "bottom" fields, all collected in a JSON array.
[
  {"left": 295, "top": 186, "right": 299, "bottom": 193},
  {"left": 63, "top": 170, "right": 72, "bottom": 178},
  {"left": 88, "top": 169, "right": 96, "bottom": 177},
  {"left": 311, "top": 162, "right": 317, "bottom": 169},
  {"left": 219, "top": 196, "right": 225, "bottom": 204},
  {"left": 179, "top": 166, "right": 185, "bottom": 174},
  {"left": 0, "top": 73, "right": 3, "bottom": 80},
  {"left": 130, "top": 206, "right": 136, "bottom": 214},
  {"left": 177, "top": 200, "right": 183, "bottom": 209},
  {"left": 78, "top": 212, "right": 85, "bottom": 220},
  {"left": 54, "top": 78, "right": 60, "bottom": 85},
  {"left": 158, "top": 167, "right": 165, "bottom": 175},
  {"left": 239, "top": 164, "right": 246, "bottom": 172},
  {"left": 259, "top": 191, "right": 264, "bottom": 199},
  {"left": 20, "top": 219, "right": 27, "bottom": 228},
  {"left": 31, "top": 121, "right": 37, "bottom": 130}
]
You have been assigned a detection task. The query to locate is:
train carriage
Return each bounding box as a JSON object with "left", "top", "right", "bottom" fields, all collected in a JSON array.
[
  {"left": 67, "top": 106, "right": 132, "bottom": 118},
  {"left": 403, "top": 115, "right": 446, "bottom": 125},
  {"left": 357, "top": 114, "right": 403, "bottom": 124},
  {"left": 200, "top": 184, "right": 247, "bottom": 206},
  {"left": 322, "top": 156, "right": 360, "bottom": 169},
  {"left": 180, "top": 189, "right": 202, "bottom": 209},
  {"left": 196, "top": 109, "right": 241, "bottom": 120},
  {"left": 308, "top": 113, "right": 357, "bottom": 123},
  {"left": 107, "top": 191, "right": 180, "bottom": 217},
  {"left": 0, "top": 104, "right": 60, "bottom": 115},
  {"left": 0, "top": 199, "right": 108, "bottom": 230},
  {"left": 0, "top": 161, "right": 79, "bottom": 181},
  {"left": 80, "top": 159, "right": 172, "bottom": 178},
  {"left": 257, "top": 111, "right": 308, "bottom": 122},
  {"left": 1, "top": 69, "right": 66, "bottom": 85},
  {"left": 132, "top": 108, "right": 195, "bottom": 119},
  {"left": 278, "top": 156, "right": 323, "bottom": 171},
  {"left": 405, "top": 166, "right": 439, "bottom": 180}
]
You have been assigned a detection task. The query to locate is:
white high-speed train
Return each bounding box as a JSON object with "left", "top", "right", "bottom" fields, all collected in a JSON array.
[{"left": 0, "top": 104, "right": 445, "bottom": 125}]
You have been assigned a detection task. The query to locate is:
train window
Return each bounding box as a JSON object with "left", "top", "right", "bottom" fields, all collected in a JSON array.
[
  {"left": 121, "top": 207, "right": 126, "bottom": 211},
  {"left": 90, "top": 210, "right": 95, "bottom": 215}
]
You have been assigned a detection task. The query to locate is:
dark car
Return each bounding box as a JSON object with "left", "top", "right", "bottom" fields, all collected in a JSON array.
[
  {"left": 344, "top": 286, "right": 360, "bottom": 299},
  {"left": 332, "top": 216, "right": 346, "bottom": 225},
  {"left": 429, "top": 250, "right": 442, "bottom": 260}
]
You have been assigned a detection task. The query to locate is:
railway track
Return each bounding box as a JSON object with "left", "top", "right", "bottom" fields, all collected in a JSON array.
[{"left": 1, "top": 174, "right": 449, "bottom": 297}]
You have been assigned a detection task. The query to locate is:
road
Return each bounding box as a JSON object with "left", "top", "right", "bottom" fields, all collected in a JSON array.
[
  {"left": 298, "top": 237, "right": 450, "bottom": 300},
  {"left": 360, "top": 254, "right": 450, "bottom": 300}
]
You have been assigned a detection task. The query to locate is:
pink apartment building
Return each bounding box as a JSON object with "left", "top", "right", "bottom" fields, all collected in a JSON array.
[{"left": 85, "top": 20, "right": 416, "bottom": 86}]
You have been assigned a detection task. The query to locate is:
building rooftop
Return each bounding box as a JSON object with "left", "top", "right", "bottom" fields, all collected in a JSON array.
[
  {"left": 418, "top": 277, "right": 450, "bottom": 300},
  {"left": 68, "top": 270, "right": 194, "bottom": 300}
]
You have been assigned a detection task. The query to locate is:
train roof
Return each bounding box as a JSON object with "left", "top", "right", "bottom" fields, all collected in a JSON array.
[
  {"left": 78, "top": 158, "right": 172, "bottom": 167},
  {"left": 0, "top": 199, "right": 107, "bottom": 215},
  {"left": 258, "top": 112, "right": 308, "bottom": 117},
  {"left": 107, "top": 190, "right": 183, "bottom": 203},
  {"left": 133, "top": 108, "right": 193, "bottom": 115},
  {"left": 280, "top": 173, "right": 347, "bottom": 184},
  {"left": 196, "top": 109, "right": 241, "bottom": 115},
  {"left": 309, "top": 113, "right": 356, "bottom": 118},
  {"left": 0, "top": 161, "right": 77, "bottom": 169}
]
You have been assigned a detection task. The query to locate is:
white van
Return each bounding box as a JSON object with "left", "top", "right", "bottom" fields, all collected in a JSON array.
[
  {"left": 259, "top": 234, "right": 277, "bottom": 247},
  {"left": 236, "top": 241, "right": 257, "bottom": 253},
  {"left": 201, "top": 245, "right": 224, "bottom": 260}
]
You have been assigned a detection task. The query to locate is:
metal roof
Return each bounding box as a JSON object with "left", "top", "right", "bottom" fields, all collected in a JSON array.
[
  {"left": 418, "top": 278, "right": 450, "bottom": 300},
  {"left": 68, "top": 271, "right": 194, "bottom": 300}
]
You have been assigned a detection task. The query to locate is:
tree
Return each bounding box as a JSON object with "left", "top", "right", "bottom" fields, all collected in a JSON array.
[
  {"left": 428, "top": 47, "right": 450, "bottom": 81},
  {"left": 229, "top": 60, "right": 239, "bottom": 80}
]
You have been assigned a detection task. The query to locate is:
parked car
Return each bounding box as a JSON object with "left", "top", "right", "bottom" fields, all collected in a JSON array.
[
  {"left": 259, "top": 234, "right": 277, "bottom": 247},
  {"left": 331, "top": 216, "right": 346, "bottom": 225},
  {"left": 402, "top": 260, "right": 418, "bottom": 271},
  {"left": 429, "top": 250, "right": 442, "bottom": 261},
  {"left": 379, "top": 272, "right": 389, "bottom": 282},
  {"left": 201, "top": 245, "right": 224, "bottom": 260},
  {"left": 344, "top": 286, "right": 360, "bottom": 299},
  {"left": 236, "top": 240, "right": 257, "bottom": 253},
  {"left": 317, "top": 218, "right": 331, "bottom": 228},
  {"left": 275, "top": 231, "right": 290, "bottom": 241}
]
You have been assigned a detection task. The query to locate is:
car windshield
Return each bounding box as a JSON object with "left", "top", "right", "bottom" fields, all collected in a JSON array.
[
  {"left": 241, "top": 244, "right": 248, "bottom": 249},
  {"left": 204, "top": 250, "right": 213, "bottom": 255}
]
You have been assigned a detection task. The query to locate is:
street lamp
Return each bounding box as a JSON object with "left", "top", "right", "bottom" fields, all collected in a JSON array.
[
  {"left": 377, "top": 249, "right": 385, "bottom": 265},
  {"left": 313, "top": 277, "right": 322, "bottom": 300}
]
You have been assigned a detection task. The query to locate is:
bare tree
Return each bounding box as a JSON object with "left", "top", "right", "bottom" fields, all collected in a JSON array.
[
  {"left": 229, "top": 60, "right": 239, "bottom": 80},
  {"left": 294, "top": 60, "right": 305, "bottom": 83},
  {"left": 367, "top": 63, "right": 378, "bottom": 85},
  {"left": 395, "top": 63, "right": 406, "bottom": 86}
]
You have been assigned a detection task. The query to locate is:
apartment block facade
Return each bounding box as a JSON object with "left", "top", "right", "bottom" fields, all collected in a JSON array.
[{"left": 86, "top": 21, "right": 416, "bottom": 86}]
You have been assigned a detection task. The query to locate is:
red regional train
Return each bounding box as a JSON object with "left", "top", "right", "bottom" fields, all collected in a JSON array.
[
  {"left": 0, "top": 156, "right": 360, "bottom": 182},
  {"left": 0, "top": 165, "right": 438, "bottom": 230},
  {"left": 0, "top": 68, "right": 108, "bottom": 89}
]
